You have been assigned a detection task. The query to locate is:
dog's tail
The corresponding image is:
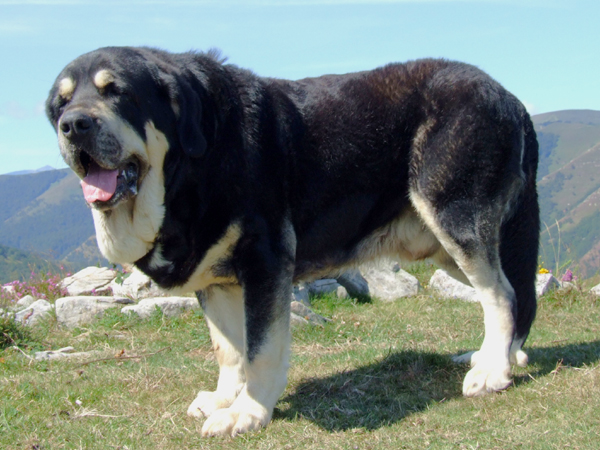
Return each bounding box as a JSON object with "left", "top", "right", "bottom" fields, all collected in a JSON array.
[{"left": 500, "top": 113, "right": 539, "bottom": 347}]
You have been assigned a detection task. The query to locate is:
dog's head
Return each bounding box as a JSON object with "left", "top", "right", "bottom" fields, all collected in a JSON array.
[
  {"left": 46, "top": 46, "right": 208, "bottom": 212},
  {"left": 46, "top": 46, "right": 210, "bottom": 262}
]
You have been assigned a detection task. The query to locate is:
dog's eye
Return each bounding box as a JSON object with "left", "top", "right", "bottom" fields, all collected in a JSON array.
[{"left": 101, "top": 82, "right": 119, "bottom": 96}]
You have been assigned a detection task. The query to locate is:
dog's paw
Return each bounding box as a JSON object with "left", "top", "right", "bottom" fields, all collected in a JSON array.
[
  {"left": 510, "top": 349, "right": 529, "bottom": 367},
  {"left": 452, "top": 350, "right": 478, "bottom": 365},
  {"left": 187, "top": 391, "right": 235, "bottom": 419},
  {"left": 201, "top": 405, "right": 269, "bottom": 437},
  {"left": 462, "top": 361, "right": 512, "bottom": 397}
]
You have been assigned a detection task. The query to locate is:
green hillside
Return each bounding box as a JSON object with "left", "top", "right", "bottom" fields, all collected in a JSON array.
[
  {"left": 0, "top": 243, "right": 62, "bottom": 284},
  {"left": 534, "top": 110, "right": 600, "bottom": 278},
  {"left": 0, "top": 169, "right": 105, "bottom": 281}
]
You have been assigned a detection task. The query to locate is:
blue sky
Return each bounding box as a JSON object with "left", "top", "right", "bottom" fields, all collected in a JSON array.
[{"left": 0, "top": 0, "right": 598, "bottom": 174}]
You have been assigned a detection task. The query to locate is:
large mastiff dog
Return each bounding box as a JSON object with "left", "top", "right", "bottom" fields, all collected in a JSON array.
[{"left": 46, "top": 47, "right": 539, "bottom": 437}]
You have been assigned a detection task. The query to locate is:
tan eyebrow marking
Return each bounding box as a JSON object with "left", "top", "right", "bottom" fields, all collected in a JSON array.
[
  {"left": 58, "top": 77, "right": 76, "bottom": 99},
  {"left": 93, "top": 69, "right": 115, "bottom": 90}
]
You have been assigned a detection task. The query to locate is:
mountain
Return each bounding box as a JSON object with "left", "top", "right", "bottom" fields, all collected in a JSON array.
[
  {"left": 534, "top": 110, "right": 600, "bottom": 278},
  {"left": 0, "top": 169, "right": 106, "bottom": 281},
  {"left": 4, "top": 165, "right": 57, "bottom": 176}
]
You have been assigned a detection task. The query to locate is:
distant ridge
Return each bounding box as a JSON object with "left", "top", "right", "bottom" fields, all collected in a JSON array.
[{"left": 5, "top": 165, "right": 56, "bottom": 176}]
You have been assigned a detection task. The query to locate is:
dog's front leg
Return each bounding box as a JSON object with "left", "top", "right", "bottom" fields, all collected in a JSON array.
[
  {"left": 187, "top": 286, "right": 246, "bottom": 419},
  {"left": 200, "top": 224, "right": 295, "bottom": 437}
]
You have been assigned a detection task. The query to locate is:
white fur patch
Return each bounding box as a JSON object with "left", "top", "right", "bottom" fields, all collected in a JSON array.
[
  {"left": 93, "top": 69, "right": 115, "bottom": 90},
  {"left": 356, "top": 207, "right": 440, "bottom": 265},
  {"left": 93, "top": 121, "right": 168, "bottom": 264},
  {"left": 167, "top": 224, "right": 241, "bottom": 295},
  {"left": 58, "top": 78, "right": 76, "bottom": 100}
]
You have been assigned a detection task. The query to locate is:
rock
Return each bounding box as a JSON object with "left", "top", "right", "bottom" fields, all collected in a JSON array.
[
  {"left": 536, "top": 273, "right": 560, "bottom": 297},
  {"left": 308, "top": 279, "right": 341, "bottom": 296},
  {"left": 2, "top": 284, "right": 15, "bottom": 295},
  {"left": 61, "top": 266, "right": 116, "bottom": 296},
  {"left": 362, "top": 261, "right": 420, "bottom": 301},
  {"left": 292, "top": 283, "right": 311, "bottom": 306},
  {"left": 109, "top": 269, "right": 164, "bottom": 299},
  {"left": 336, "top": 285, "right": 349, "bottom": 299},
  {"left": 429, "top": 270, "right": 479, "bottom": 302},
  {"left": 337, "top": 270, "right": 370, "bottom": 298},
  {"left": 290, "top": 301, "right": 329, "bottom": 326},
  {"left": 290, "top": 313, "right": 309, "bottom": 327},
  {"left": 559, "top": 281, "right": 576, "bottom": 292},
  {"left": 55, "top": 296, "right": 134, "bottom": 328},
  {"left": 14, "top": 299, "right": 54, "bottom": 327},
  {"left": 591, "top": 284, "right": 600, "bottom": 296},
  {"left": 121, "top": 297, "right": 200, "bottom": 319},
  {"left": 34, "top": 347, "right": 97, "bottom": 361},
  {"left": 16, "top": 295, "right": 36, "bottom": 309}
]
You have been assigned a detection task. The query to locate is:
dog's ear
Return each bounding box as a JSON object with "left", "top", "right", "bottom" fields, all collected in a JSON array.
[{"left": 162, "top": 73, "right": 207, "bottom": 158}]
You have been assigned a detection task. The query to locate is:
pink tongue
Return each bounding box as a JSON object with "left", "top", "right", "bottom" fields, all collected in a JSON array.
[{"left": 81, "top": 163, "right": 119, "bottom": 203}]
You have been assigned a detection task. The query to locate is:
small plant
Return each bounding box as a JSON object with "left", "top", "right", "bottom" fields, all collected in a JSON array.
[
  {"left": 0, "top": 317, "right": 32, "bottom": 350},
  {"left": 112, "top": 264, "right": 131, "bottom": 286}
]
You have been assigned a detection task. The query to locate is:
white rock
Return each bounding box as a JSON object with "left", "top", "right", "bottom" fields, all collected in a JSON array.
[
  {"left": 290, "top": 300, "right": 329, "bottom": 326},
  {"left": 16, "top": 295, "right": 36, "bottom": 309},
  {"left": 61, "top": 266, "right": 116, "bottom": 296},
  {"left": 2, "top": 284, "right": 15, "bottom": 294},
  {"left": 429, "top": 269, "right": 479, "bottom": 302},
  {"left": 590, "top": 283, "right": 600, "bottom": 296},
  {"left": 110, "top": 269, "right": 164, "bottom": 299},
  {"left": 290, "top": 313, "right": 309, "bottom": 327},
  {"left": 337, "top": 270, "right": 370, "bottom": 298},
  {"left": 121, "top": 297, "right": 199, "bottom": 319},
  {"left": 559, "top": 281, "right": 576, "bottom": 292},
  {"left": 55, "top": 296, "right": 134, "bottom": 328},
  {"left": 308, "top": 279, "right": 341, "bottom": 296},
  {"left": 14, "top": 299, "right": 54, "bottom": 327},
  {"left": 536, "top": 273, "right": 560, "bottom": 298},
  {"left": 34, "top": 347, "right": 98, "bottom": 361},
  {"left": 362, "top": 260, "right": 421, "bottom": 301},
  {"left": 336, "top": 285, "right": 349, "bottom": 299},
  {"left": 292, "top": 283, "right": 311, "bottom": 306}
]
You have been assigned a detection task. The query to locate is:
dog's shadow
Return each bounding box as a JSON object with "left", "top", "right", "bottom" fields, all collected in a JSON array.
[{"left": 275, "top": 341, "right": 600, "bottom": 431}]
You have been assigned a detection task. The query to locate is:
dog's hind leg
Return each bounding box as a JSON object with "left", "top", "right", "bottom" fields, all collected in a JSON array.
[
  {"left": 411, "top": 190, "right": 520, "bottom": 396},
  {"left": 200, "top": 220, "right": 295, "bottom": 437},
  {"left": 187, "top": 285, "right": 247, "bottom": 419}
]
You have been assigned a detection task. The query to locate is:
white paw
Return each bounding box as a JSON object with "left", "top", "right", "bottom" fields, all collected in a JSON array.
[
  {"left": 462, "top": 362, "right": 512, "bottom": 397},
  {"left": 452, "top": 350, "right": 478, "bottom": 366},
  {"left": 510, "top": 349, "right": 529, "bottom": 367},
  {"left": 201, "top": 405, "right": 269, "bottom": 437},
  {"left": 187, "top": 391, "right": 235, "bottom": 419}
]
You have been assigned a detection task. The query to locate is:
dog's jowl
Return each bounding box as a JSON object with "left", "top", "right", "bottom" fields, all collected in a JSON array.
[{"left": 47, "top": 47, "right": 539, "bottom": 437}]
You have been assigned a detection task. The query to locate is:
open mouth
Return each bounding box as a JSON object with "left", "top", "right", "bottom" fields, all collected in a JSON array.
[{"left": 79, "top": 151, "right": 140, "bottom": 210}]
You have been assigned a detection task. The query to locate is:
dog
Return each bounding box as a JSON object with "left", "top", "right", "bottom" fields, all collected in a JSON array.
[{"left": 46, "top": 46, "right": 539, "bottom": 437}]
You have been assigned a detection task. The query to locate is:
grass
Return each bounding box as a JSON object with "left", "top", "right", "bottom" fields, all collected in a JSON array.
[{"left": 1, "top": 267, "right": 600, "bottom": 449}]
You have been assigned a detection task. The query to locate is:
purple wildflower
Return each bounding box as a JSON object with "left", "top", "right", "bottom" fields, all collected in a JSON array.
[{"left": 561, "top": 269, "right": 573, "bottom": 282}]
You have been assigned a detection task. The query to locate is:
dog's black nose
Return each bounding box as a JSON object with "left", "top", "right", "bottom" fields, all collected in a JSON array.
[{"left": 59, "top": 111, "right": 95, "bottom": 139}]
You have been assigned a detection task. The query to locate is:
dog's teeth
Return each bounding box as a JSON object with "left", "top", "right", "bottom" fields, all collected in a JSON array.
[{"left": 131, "top": 185, "right": 138, "bottom": 195}]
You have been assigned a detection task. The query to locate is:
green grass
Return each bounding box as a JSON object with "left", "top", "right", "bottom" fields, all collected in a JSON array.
[{"left": 1, "top": 277, "right": 600, "bottom": 449}]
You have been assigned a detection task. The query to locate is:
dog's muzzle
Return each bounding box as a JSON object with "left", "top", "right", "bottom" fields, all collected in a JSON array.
[{"left": 59, "top": 110, "right": 141, "bottom": 211}]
